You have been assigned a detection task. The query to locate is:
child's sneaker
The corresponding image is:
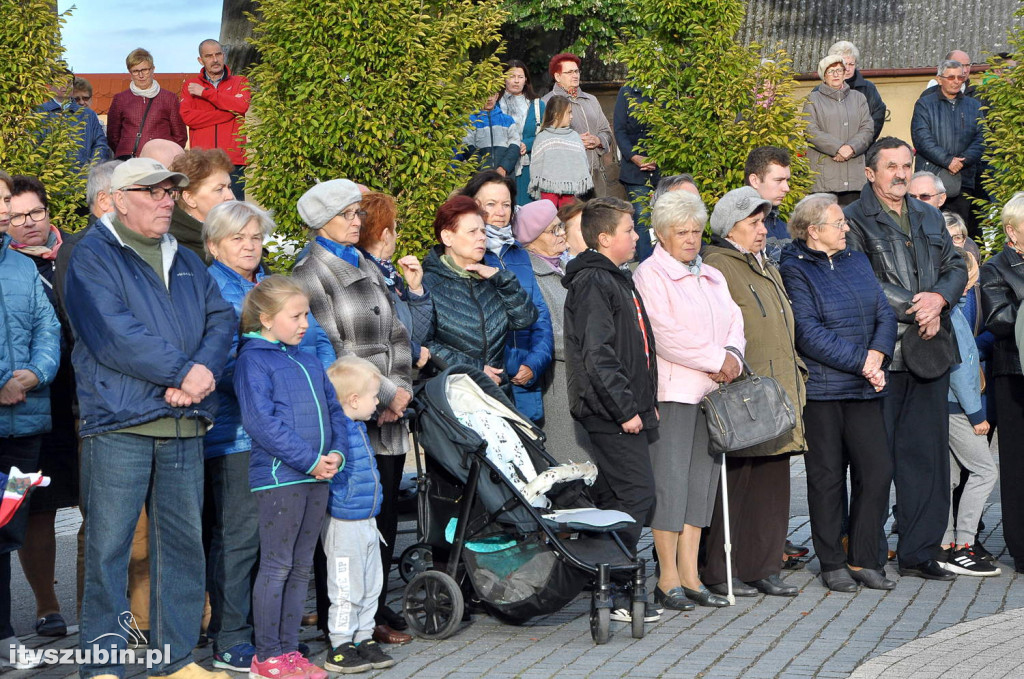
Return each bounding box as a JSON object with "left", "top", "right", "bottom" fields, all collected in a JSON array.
[
  {"left": 324, "top": 642, "right": 373, "bottom": 674},
  {"left": 249, "top": 654, "right": 305, "bottom": 679},
  {"left": 356, "top": 640, "right": 395, "bottom": 669},
  {"left": 286, "top": 651, "right": 328, "bottom": 679},
  {"left": 213, "top": 642, "right": 256, "bottom": 672}
]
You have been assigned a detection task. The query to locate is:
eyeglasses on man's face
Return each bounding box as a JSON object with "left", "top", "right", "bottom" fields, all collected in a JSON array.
[{"left": 123, "top": 186, "right": 181, "bottom": 201}]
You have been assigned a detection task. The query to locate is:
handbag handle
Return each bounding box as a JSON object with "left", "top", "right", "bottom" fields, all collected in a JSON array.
[{"left": 723, "top": 346, "right": 758, "bottom": 379}]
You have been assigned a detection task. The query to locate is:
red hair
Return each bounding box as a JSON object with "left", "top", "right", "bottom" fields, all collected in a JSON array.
[
  {"left": 432, "top": 196, "right": 483, "bottom": 242},
  {"left": 548, "top": 53, "right": 581, "bottom": 78},
  {"left": 357, "top": 192, "right": 397, "bottom": 249}
]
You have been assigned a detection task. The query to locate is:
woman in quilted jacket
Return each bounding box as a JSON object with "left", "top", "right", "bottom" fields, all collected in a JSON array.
[{"left": 779, "top": 193, "right": 897, "bottom": 592}]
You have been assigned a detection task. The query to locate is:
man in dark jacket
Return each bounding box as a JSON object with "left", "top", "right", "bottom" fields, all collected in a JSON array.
[
  {"left": 563, "top": 198, "right": 658, "bottom": 543},
  {"left": 614, "top": 84, "right": 661, "bottom": 262},
  {"left": 65, "top": 158, "right": 235, "bottom": 679},
  {"left": 844, "top": 137, "right": 967, "bottom": 583},
  {"left": 828, "top": 41, "right": 887, "bottom": 142},
  {"left": 911, "top": 60, "right": 985, "bottom": 239}
]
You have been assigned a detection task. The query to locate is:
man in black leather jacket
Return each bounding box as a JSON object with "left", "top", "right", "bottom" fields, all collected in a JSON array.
[{"left": 844, "top": 137, "right": 967, "bottom": 582}]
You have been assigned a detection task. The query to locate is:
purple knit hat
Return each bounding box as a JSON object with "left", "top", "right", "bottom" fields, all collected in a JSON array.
[{"left": 512, "top": 199, "right": 558, "bottom": 244}]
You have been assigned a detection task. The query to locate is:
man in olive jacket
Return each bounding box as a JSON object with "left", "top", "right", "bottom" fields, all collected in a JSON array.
[{"left": 844, "top": 137, "right": 967, "bottom": 581}]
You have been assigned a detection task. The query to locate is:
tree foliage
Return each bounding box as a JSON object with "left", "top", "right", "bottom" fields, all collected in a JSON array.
[
  {"left": 976, "top": 24, "right": 1024, "bottom": 253},
  {"left": 0, "top": 0, "right": 87, "bottom": 231},
  {"left": 615, "top": 0, "right": 812, "bottom": 219},
  {"left": 503, "top": 0, "right": 636, "bottom": 61},
  {"left": 245, "top": 0, "right": 506, "bottom": 264}
]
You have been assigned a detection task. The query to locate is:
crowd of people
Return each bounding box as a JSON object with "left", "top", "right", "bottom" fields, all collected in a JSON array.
[{"left": 0, "top": 36, "right": 1022, "bottom": 679}]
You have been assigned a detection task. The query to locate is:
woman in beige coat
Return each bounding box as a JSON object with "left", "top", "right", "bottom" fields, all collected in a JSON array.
[
  {"left": 700, "top": 187, "right": 807, "bottom": 598},
  {"left": 804, "top": 54, "right": 875, "bottom": 206}
]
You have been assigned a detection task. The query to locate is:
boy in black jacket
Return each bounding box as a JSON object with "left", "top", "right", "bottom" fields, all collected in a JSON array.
[{"left": 563, "top": 197, "right": 662, "bottom": 621}]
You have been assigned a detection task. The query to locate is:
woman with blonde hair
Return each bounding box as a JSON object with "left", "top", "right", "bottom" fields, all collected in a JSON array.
[{"left": 106, "top": 48, "right": 187, "bottom": 159}]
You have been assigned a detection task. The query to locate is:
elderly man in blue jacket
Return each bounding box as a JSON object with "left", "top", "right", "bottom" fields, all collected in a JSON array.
[{"left": 65, "top": 158, "right": 235, "bottom": 679}]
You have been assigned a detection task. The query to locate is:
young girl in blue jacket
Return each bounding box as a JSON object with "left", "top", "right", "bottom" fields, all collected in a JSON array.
[{"left": 234, "top": 275, "right": 348, "bottom": 679}]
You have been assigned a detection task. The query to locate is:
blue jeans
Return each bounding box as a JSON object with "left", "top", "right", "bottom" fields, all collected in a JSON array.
[
  {"left": 206, "top": 451, "right": 259, "bottom": 653},
  {"left": 79, "top": 433, "right": 205, "bottom": 678},
  {"left": 623, "top": 183, "right": 654, "bottom": 262}
]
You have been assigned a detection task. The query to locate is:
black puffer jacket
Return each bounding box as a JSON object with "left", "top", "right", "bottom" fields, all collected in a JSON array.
[
  {"left": 422, "top": 246, "right": 537, "bottom": 382},
  {"left": 845, "top": 69, "right": 887, "bottom": 142},
  {"left": 562, "top": 250, "right": 658, "bottom": 434},
  {"left": 844, "top": 182, "right": 967, "bottom": 371},
  {"left": 980, "top": 245, "right": 1024, "bottom": 377}
]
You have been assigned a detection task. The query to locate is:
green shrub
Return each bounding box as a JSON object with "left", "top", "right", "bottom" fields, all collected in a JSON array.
[
  {"left": 976, "top": 28, "right": 1024, "bottom": 253},
  {"left": 244, "top": 0, "right": 506, "bottom": 266},
  {"left": 503, "top": 0, "right": 637, "bottom": 61},
  {"left": 0, "top": 1, "right": 87, "bottom": 231},
  {"left": 614, "top": 0, "right": 812, "bottom": 220}
]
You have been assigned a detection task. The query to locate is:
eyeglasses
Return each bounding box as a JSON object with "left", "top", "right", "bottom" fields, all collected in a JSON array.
[
  {"left": 939, "top": 74, "right": 967, "bottom": 82},
  {"left": 339, "top": 209, "right": 366, "bottom": 221},
  {"left": 544, "top": 224, "right": 566, "bottom": 237},
  {"left": 824, "top": 67, "right": 846, "bottom": 77},
  {"left": 909, "top": 192, "right": 942, "bottom": 201},
  {"left": 814, "top": 218, "right": 849, "bottom": 231},
  {"left": 122, "top": 186, "right": 181, "bottom": 201},
  {"left": 73, "top": 95, "right": 92, "bottom": 104},
  {"left": 130, "top": 67, "right": 153, "bottom": 76},
  {"left": 950, "top": 233, "right": 967, "bottom": 243},
  {"left": 9, "top": 207, "right": 48, "bottom": 227}
]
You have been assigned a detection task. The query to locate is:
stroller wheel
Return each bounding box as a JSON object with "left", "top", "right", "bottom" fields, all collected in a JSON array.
[
  {"left": 403, "top": 571, "right": 464, "bottom": 640},
  {"left": 399, "top": 543, "right": 434, "bottom": 583},
  {"left": 631, "top": 599, "right": 645, "bottom": 639},
  {"left": 590, "top": 606, "right": 610, "bottom": 645}
]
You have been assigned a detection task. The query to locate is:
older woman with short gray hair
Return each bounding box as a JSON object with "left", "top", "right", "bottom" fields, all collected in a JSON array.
[
  {"left": 634, "top": 190, "right": 744, "bottom": 608},
  {"left": 780, "top": 192, "right": 897, "bottom": 592}
]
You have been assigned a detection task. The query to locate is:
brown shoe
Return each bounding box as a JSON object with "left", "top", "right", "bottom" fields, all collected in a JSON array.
[
  {"left": 301, "top": 611, "right": 318, "bottom": 627},
  {"left": 372, "top": 624, "right": 412, "bottom": 645}
]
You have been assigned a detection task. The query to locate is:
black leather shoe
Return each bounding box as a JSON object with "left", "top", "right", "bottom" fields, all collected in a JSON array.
[
  {"left": 377, "top": 605, "right": 409, "bottom": 631},
  {"left": 898, "top": 559, "right": 956, "bottom": 581},
  {"left": 747, "top": 574, "right": 799, "bottom": 597},
  {"left": 849, "top": 568, "right": 896, "bottom": 590},
  {"left": 785, "top": 540, "right": 809, "bottom": 558},
  {"left": 653, "top": 586, "right": 696, "bottom": 611},
  {"left": 682, "top": 585, "right": 730, "bottom": 607},
  {"left": 708, "top": 579, "right": 759, "bottom": 597},
  {"left": 820, "top": 568, "right": 857, "bottom": 593}
]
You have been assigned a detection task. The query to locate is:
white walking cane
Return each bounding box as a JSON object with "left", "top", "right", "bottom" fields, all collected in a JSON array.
[{"left": 719, "top": 452, "right": 735, "bottom": 605}]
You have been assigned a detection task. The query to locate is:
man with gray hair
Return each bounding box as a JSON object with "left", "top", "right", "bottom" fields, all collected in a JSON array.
[
  {"left": 911, "top": 59, "right": 985, "bottom": 239},
  {"left": 828, "top": 41, "right": 887, "bottom": 142},
  {"left": 924, "top": 50, "right": 975, "bottom": 97},
  {"left": 65, "top": 158, "right": 234, "bottom": 679},
  {"left": 908, "top": 171, "right": 947, "bottom": 210}
]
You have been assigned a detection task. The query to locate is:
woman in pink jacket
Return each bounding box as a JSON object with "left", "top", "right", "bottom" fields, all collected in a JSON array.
[{"left": 634, "top": 190, "right": 745, "bottom": 609}]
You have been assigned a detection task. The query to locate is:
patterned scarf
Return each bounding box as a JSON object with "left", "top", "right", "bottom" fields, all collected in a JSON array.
[
  {"left": 358, "top": 247, "right": 408, "bottom": 298},
  {"left": 11, "top": 225, "right": 62, "bottom": 260},
  {"left": 485, "top": 224, "right": 515, "bottom": 255}
]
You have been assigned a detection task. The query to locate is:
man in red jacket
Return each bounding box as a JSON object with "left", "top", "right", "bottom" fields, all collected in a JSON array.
[{"left": 179, "top": 39, "right": 251, "bottom": 199}]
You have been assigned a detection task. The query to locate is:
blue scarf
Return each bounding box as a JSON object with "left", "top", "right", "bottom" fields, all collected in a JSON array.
[{"left": 316, "top": 236, "right": 361, "bottom": 268}]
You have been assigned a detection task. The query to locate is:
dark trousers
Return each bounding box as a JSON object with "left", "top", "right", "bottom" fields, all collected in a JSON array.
[
  {"left": 994, "top": 375, "right": 1024, "bottom": 559},
  {"left": 804, "top": 400, "right": 892, "bottom": 571},
  {"left": 374, "top": 453, "right": 406, "bottom": 621},
  {"left": 0, "top": 435, "right": 42, "bottom": 639},
  {"left": 884, "top": 370, "right": 950, "bottom": 566},
  {"left": 701, "top": 454, "right": 790, "bottom": 585},
  {"left": 585, "top": 428, "right": 656, "bottom": 553},
  {"left": 835, "top": 191, "right": 860, "bottom": 207},
  {"left": 945, "top": 191, "right": 983, "bottom": 242},
  {"left": 229, "top": 165, "right": 247, "bottom": 201}
]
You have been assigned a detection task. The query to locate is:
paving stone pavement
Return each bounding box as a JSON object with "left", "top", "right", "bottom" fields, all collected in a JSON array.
[{"left": 3, "top": 455, "right": 1022, "bottom": 678}]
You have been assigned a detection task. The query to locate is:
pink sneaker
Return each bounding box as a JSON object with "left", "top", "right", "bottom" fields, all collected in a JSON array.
[
  {"left": 287, "top": 651, "right": 328, "bottom": 679},
  {"left": 249, "top": 653, "right": 305, "bottom": 679}
]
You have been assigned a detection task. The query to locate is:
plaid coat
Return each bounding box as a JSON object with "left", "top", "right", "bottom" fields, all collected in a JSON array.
[{"left": 294, "top": 242, "right": 413, "bottom": 455}]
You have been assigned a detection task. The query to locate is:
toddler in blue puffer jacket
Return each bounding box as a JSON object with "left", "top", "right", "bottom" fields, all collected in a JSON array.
[
  {"left": 320, "top": 355, "right": 396, "bottom": 674},
  {"left": 234, "top": 275, "right": 346, "bottom": 679}
]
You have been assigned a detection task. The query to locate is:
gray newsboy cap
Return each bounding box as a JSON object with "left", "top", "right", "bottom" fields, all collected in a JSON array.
[
  {"left": 297, "top": 179, "right": 362, "bottom": 230},
  {"left": 709, "top": 186, "right": 772, "bottom": 238}
]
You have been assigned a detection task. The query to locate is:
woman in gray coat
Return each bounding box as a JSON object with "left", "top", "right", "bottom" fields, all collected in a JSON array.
[
  {"left": 804, "top": 54, "right": 875, "bottom": 206},
  {"left": 512, "top": 199, "right": 591, "bottom": 462}
]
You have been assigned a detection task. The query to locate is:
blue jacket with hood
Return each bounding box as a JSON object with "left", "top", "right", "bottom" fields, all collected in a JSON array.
[{"left": 63, "top": 216, "right": 235, "bottom": 437}]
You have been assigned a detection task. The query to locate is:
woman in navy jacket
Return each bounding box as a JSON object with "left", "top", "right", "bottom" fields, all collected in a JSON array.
[{"left": 779, "top": 193, "right": 897, "bottom": 593}]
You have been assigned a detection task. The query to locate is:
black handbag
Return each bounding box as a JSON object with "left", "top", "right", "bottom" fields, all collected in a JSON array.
[{"left": 701, "top": 346, "right": 796, "bottom": 455}]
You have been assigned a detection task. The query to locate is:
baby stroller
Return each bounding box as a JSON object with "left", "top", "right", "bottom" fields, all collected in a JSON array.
[{"left": 400, "top": 368, "right": 647, "bottom": 645}]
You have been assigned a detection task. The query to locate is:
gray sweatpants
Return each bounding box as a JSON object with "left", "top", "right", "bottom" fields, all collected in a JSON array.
[
  {"left": 321, "top": 516, "right": 383, "bottom": 646},
  {"left": 943, "top": 413, "right": 998, "bottom": 546}
]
